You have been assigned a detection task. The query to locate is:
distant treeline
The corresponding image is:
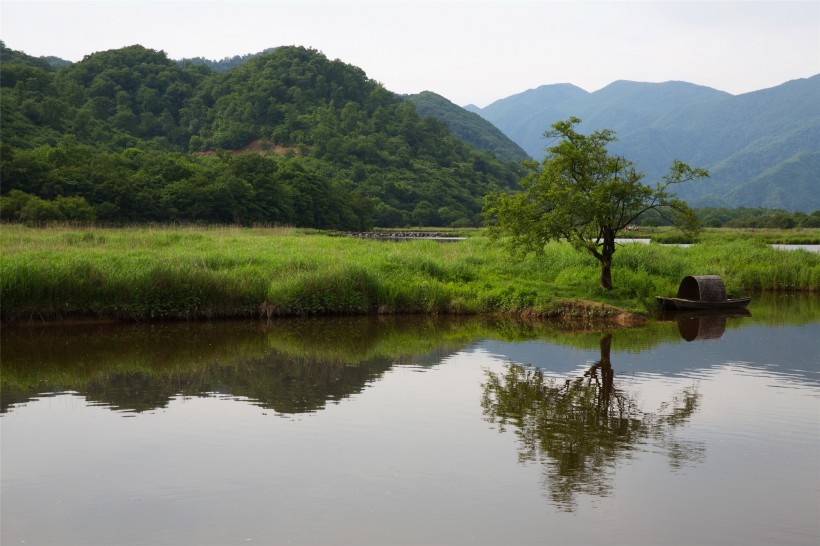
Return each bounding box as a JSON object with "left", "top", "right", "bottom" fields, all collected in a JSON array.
[
  {"left": 0, "top": 42, "right": 522, "bottom": 228},
  {"left": 638, "top": 207, "right": 820, "bottom": 229},
  {"left": 176, "top": 48, "right": 278, "bottom": 73},
  {"left": 0, "top": 140, "right": 372, "bottom": 228}
]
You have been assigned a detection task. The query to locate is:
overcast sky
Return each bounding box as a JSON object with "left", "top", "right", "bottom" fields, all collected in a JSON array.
[{"left": 2, "top": 0, "right": 818, "bottom": 107}]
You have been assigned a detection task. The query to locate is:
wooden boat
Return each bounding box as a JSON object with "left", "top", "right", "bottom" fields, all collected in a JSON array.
[
  {"left": 656, "top": 296, "right": 751, "bottom": 311},
  {"left": 656, "top": 275, "right": 751, "bottom": 311}
]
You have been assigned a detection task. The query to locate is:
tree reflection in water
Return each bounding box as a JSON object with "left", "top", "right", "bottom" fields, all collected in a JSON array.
[{"left": 481, "top": 334, "right": 703, "bottom": 511}]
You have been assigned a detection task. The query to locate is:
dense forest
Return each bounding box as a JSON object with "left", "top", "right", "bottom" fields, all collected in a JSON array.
[{"left": 0, "top": 42, "right": 523, "bottom": 228}]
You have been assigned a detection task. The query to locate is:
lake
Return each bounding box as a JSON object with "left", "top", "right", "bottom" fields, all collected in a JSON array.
[{"left": 2, "top": 295, "right": 819, "bottom": 545}]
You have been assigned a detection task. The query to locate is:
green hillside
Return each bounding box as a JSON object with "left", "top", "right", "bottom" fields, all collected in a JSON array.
[
  {"left": 724, "top": 151, "right": 820, "bottom": 211},
  {"left": 472, "top": 77, "right": 820, "bottom": 212},
  {"left": 0, "top": 42, "right": 522, "bottom": 228},
  {"left": 407, "top": 91, "right": 530, "bottom": 163}
]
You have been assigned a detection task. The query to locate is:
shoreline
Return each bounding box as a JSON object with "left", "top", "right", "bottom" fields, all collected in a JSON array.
[{"left": 0, "top": 299, "right": 647, "bottom": 329}]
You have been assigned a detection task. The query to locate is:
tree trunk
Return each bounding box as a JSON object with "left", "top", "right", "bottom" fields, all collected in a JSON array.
[
  {"left": 598, "top": 333, "right": 614, "bottom": 411},
  {"left": 598, "top": 233, "right": 616, "bottom": 290},
  {"left": 599, "top": 258, "right": 613, "bottom": 290},
  {"left": 599, "top": 334, "right": 612, "bottom": 377},
  {"left": 584, "top": 334, "right": 614, "bottom": 419}
]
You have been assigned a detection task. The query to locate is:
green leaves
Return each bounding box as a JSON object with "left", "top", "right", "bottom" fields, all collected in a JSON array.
[{"left": 484, "top": 118, "right": 708, "bottom": 289}]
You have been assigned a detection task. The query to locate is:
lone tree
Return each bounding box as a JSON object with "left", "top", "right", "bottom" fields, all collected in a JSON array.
[{"left": 484, "top": 117, "right": 708, "bottom": 290}]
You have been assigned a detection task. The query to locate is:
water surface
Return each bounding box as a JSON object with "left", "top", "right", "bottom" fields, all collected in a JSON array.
[
  {"left": 618, "top": 239, "right": 820, "bottom": 253},
  {"left": 771, "top": 243, "right": 820, "bottom": 253},
  {"left": 2, "top": 298, "right": 818, "bottom": 545}
]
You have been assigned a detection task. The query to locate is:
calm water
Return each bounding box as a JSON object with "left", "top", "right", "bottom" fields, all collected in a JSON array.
[
  {"left": 771, "top": 244, "right": 820, "bottom": 253},
  {"left": 2, "top": 296, "right": 819, "bottom": 545},
  {"left": 618, "top": 239, "right": 820, "bottom": 253}
]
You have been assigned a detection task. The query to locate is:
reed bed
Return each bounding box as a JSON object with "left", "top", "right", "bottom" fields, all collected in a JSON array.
[{"left": 1, "top": 225, "right": 818, "bottom": 322}]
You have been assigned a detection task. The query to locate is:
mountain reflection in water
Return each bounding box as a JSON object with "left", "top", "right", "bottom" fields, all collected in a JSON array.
[{"left": 0, "top": 316, "right": 474, "bottom": 415}]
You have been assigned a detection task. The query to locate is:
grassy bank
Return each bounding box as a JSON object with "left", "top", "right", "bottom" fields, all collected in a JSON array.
[
  {"left": 625, "top": 226, "right": 820, "bottom": 244},
  {"left": 1, "top": 225, "right": 818, "bottom": 322}
]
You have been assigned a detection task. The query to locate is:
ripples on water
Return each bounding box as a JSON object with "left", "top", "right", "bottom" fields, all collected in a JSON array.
[{"left": 2, "top": 305, "right": 819, "bottom": 546}]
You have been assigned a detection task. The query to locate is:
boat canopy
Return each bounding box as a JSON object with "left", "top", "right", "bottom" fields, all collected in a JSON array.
[{"left": 677, "top": 275, "right": 727, "bottom": 302}]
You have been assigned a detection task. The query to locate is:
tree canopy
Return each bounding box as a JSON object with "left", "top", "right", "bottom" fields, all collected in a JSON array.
[{"left": 484, "top": 117, "right": 708, "bottom": 289}]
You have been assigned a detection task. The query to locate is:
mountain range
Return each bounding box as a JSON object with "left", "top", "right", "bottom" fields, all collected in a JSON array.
[
  {"left": 464, "top": 77, "right": 820, "bottom": 212},
  {"left": 2, "top": 40, "right": 818, "bottom": 220}
]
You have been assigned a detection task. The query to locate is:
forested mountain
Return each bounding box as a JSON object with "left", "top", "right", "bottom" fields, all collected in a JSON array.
[
  {"left": 0, "top": 42, "right": 522, "bottom": 227},
  {"left": 406, "top": 91, "right": 529, "bottom": 163},
  {"left": 0, "top": 44, "right": 59, "bottom": 73},
  {"left": 40, "top": 56, "right": 73, "bottom": 70},
  {"left": 177, "top": 48, "right": 278, "bottom": 72},
  {"left": 469, "top": 77, "right": 820, "bottom": 212}
]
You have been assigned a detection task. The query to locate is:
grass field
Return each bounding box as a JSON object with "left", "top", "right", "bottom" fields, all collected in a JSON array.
[{"left": 1, "top": 224, "right": 818, "bottom": 322}]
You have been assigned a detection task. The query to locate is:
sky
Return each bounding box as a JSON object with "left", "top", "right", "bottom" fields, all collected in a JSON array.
[{"left": 2, "top": 0, "right": 819, "bottom": 107}]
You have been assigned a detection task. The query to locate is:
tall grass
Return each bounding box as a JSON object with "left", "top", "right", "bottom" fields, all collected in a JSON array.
[{"left": 1, "top": 225, "right": 818, "bottom": 322}]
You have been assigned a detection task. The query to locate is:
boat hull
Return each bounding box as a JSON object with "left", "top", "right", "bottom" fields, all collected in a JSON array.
[{"left": 656, "top": 296, "right": 752, "bottom": 311}]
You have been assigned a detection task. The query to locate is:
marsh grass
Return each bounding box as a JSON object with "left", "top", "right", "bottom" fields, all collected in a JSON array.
[{"left": 1, "top": 225, "right": 818, "bottom": 322}]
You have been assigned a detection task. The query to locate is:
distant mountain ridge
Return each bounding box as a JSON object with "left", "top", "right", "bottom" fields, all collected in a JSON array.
[
  {"left": 469, "top": 76, "right": 820, "bottom": 212},
  {"left": 406, "top": 91, "right": 529, "bottom": 163}
]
